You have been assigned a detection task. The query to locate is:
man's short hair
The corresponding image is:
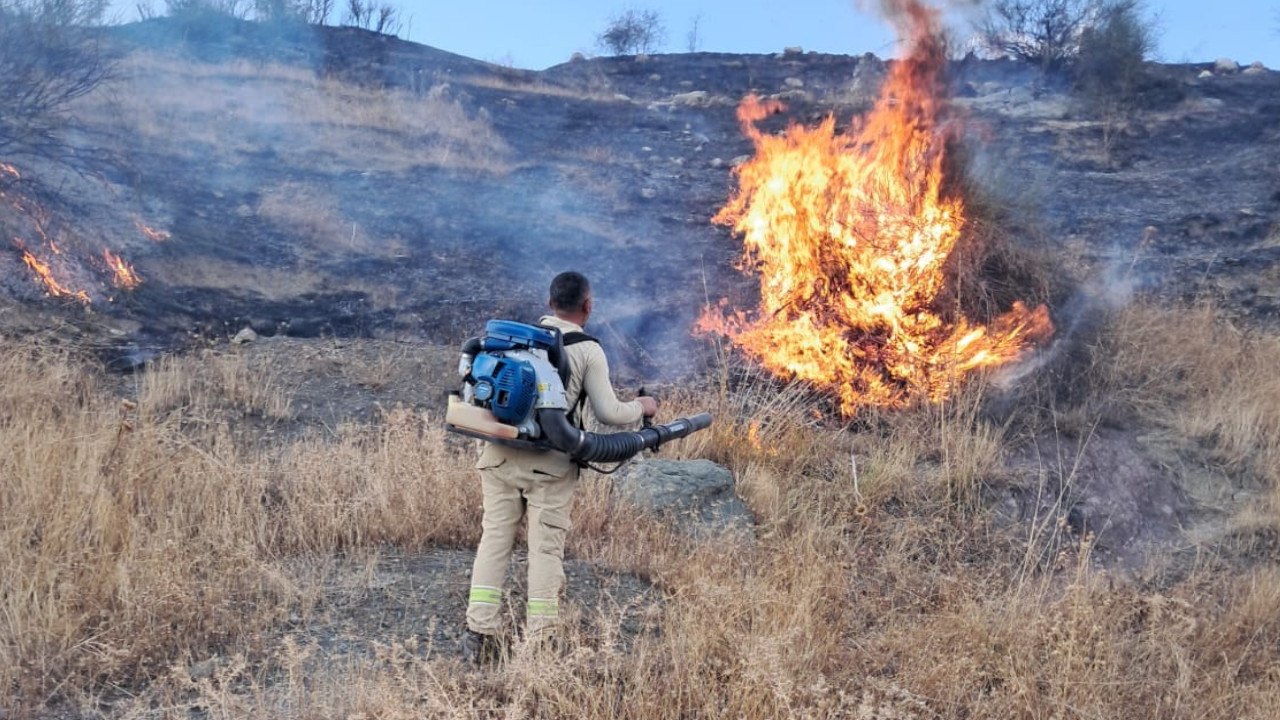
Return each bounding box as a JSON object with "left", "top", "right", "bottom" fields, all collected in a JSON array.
[{"left": 549, "top": 271, "right": 591, "bottom": 312}]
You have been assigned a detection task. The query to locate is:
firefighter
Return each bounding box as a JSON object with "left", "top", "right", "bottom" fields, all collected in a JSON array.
[{"left": 462, "top": 271, "right": 659, "bottom": 664}]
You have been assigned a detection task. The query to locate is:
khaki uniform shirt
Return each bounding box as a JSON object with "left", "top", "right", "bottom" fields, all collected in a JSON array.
[{"left": 476, "top": 315, "right": 643, "bottom": 477}]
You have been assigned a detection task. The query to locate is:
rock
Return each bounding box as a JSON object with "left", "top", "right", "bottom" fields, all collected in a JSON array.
[
  {"left": 778, "top": 89, "right": 814, "bottom": 103},
  {"left": 784, "top": 77, "right": 805, "bottom": 88},
  {"left": 231, "top": 327, "right": 257, "bottom": 345},
  {"left": 613, "top": 93, "right": 632, "bottom": 102},
  {"left": 784, "top": 46, "right": 804, "bottom": 56},
  {"left": 635, "top": 54, "right": 649, "bottom": 63},
  {"left": 731, "top": 154, "right": 751, "bottom": 167},
  {"left": 1198, "top": 70, "right": 1214, "bottom": 79},
  {"left": 639, "top": 187, "right": 658, "bottom": 199},
  {"left": 672, "top": 90, "right": 709, "bottom": 106},
  {"left": 569, "top": 52, "right": 586, "bottom": 62},
  {"left": 709, "top": 157, "right": 724, "bottom": 169},
  {"left": 1214, "top": 58, "right": 1238, "bottom": 74},
  {"left": 613, "top": 458, "right": 754, "bottom": 534},
  {"left": 189, "top": 657, "right": 219, "bottom": 679},
  {"left": 647, "top": 73, "right": 662, "bottom": 83},
  {"left": 1242, "top": 62, "right": 1267, "bottom": 76}
]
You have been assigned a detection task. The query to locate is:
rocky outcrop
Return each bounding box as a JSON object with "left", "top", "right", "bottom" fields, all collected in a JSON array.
[{"left": 612, "top": 458, "right": 754, "bottom": 535}]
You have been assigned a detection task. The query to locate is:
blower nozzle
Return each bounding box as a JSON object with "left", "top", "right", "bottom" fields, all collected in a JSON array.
[{"left": 539, "top": 409, "right": 712, "bottom": 464}]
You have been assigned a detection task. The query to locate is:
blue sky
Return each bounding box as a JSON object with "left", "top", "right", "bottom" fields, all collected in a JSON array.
[
  {"left": 396, "top": 1, "right": 1278, "bottom": 70},
  {"left": 113, "top": 1, "right": 1279, "bottom": 70}
]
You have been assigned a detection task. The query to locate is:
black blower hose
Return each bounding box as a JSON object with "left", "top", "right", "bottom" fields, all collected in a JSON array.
[{"left": 538, "top": 409, "right": 713, "bottom": 464}]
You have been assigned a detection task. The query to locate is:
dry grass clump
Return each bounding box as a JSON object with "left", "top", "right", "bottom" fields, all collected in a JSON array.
[
  {"left": 1090, "top": 301, "right": 1280, "bottom": 502},
  {"left": 0, "top": 337, "right": 477, "bottom": 706},
  {"left": 77, "top": 52, "right": 510, "bottom": 174}
]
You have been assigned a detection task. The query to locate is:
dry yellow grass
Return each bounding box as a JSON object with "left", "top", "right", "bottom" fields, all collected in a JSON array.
[
  {"left": 75, "top": 53, "right": 511, "bottom": 175},
  {"left": 3, "top": 298, "right": 1280, "bottom": 717}
]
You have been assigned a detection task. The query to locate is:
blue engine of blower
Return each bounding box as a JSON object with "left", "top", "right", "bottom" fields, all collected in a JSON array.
[{"left": 468, "top": 320, "right": 560, "bottom": 425}]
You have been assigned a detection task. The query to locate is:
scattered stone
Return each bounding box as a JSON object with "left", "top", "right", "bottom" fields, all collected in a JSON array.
[
  {"left": 672, "top": 90, "right": 709, "bottom": 106},
  {"left": 189, "top": 657, "right": 220, "bottom": 679},
  {"left": 778, "top": 89, "right": 814, "bottom": 103},
  {"left": 639, "top": 187, "right": 658, "bottom": 199},
  {"left": 1214, "top": 58, "right": 1239, "bottom": 74},
  {"left": 784, "top": 77, "right": 805, "bottom": 89},
  {"left": 613, "top": 458, "right": 754, "bottom": 535},
  {"left": 232, "top": 327, "right": 257, "bottom": 345}
]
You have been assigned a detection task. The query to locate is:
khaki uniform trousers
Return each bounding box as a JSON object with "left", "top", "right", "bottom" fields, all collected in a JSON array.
[{"left": 466, "top": 456, "right": 579, "bottom": 639}]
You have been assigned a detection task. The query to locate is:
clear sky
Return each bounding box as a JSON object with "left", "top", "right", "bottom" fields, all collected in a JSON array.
[
  {"left": 393, "top": 1, "right": 1278, "bottom": 70},
  {"left": 110, "top": 1, "right": 1279, "bottom": 71}
]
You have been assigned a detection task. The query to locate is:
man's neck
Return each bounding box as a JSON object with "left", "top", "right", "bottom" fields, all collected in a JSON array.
[{"left": 552, "top": 311, "right": 587, "bottom": 327}]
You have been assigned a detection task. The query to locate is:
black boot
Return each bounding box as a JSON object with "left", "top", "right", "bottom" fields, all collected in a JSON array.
[{"left": 461, "top": 629, "right": 505, "bottom": 666}]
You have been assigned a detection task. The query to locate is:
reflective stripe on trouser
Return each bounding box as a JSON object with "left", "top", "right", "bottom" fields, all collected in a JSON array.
[
  {"left": 469, "top": 586, "right": 502, "bottom": 607},
  {"left": 467, "top": 459, "right": 579, "bottom": 636}
]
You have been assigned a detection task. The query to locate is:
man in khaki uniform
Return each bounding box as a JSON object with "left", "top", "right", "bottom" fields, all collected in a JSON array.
[{"left": 464, "top": 271, "right": 658, "bottom": 661}]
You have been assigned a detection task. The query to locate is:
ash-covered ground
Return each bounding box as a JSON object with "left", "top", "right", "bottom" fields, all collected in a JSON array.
[{"left": 2, "top": 18, "right": 1277, "bottom": 383}]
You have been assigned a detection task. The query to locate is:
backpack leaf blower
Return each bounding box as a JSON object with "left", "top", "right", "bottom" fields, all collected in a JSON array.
[{"left": 445, "top": 320, "right": 712, "bottom": 463}]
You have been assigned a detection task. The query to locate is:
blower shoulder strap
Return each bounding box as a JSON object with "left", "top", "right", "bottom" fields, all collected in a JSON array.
[
  {"left": 558, "top": 331, "right": 599, "bottom": 428},
  {"left": 562, "top": 331, "right": 598, "bottom": 347}
]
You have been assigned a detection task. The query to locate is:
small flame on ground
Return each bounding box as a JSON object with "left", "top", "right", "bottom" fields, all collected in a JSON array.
[
  {"left": 103, "top": 249, "right": 142, "bottom": 290},
  {"left": 699, "top": 0, "right": 1052, "bottom": 416},
  {"left": 17, "top": 242, "right": 90, "bottom": 303},
  {"left": 135, "top": 220, "right": 170, "bottom": 243},
  {"left": 747, "top": 420, "right": 779, "bottom": 456}
]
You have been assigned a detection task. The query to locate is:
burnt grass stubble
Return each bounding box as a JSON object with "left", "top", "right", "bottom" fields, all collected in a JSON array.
[{"left": 3, "top": 16, "right": 1280, "bottom": 695}]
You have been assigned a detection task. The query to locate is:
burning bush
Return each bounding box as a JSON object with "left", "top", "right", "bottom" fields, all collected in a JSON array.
[{"left": 700, "top": 0, "right": 1053, "bottom": 415}]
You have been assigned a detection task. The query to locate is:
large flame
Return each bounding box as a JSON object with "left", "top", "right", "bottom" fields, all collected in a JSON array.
[{"left": 700, "top": 0, "right": 1052, "bottom": 415}]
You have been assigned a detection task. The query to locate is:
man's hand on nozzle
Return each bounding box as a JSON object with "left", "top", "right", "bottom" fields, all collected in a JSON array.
[{"left": 637, "top": 395, "right": 659, "bottom": 418}]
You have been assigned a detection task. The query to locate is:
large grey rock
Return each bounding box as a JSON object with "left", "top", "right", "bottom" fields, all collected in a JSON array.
[{"left": 612, "top": 458, "right": 754, "bottom": 534}]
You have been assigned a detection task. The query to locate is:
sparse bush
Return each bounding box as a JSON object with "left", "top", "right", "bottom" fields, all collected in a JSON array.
[
  {"left": 342, "top": 0, "right": 400, "bottom": 35},
  {"left": 978, "top": 0, "right": 1095, "bottom": 70},
  {"left": 1073, "top": 0, "right": 1155, "bottom": 105},
  {"left": 597, "top": 7, "right": 665, "bottom": 56},
  {"left": 163, "top": 0, "right": 252, "bottom": 19},
  {"left": 0, "top": 0, "right": 115, "bottom": 177},
  {"left": 685, "top": 14, "right": 701, "bottom": 52}
]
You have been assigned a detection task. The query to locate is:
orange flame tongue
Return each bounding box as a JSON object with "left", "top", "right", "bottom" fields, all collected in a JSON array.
[
  {"left": 18, "top": 244, "right": 90, "bottom": 303},
  {"left": 103, "top": 249, "right": 142, "bottom": 290},
  {"left": 700, "top": 1, "right": 1052, "bottom": 415}
]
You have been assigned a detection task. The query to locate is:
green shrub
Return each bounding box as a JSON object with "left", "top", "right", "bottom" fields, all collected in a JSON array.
[{"left": 1073, "top": 0, "right": 1156, "bottom": 109}]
